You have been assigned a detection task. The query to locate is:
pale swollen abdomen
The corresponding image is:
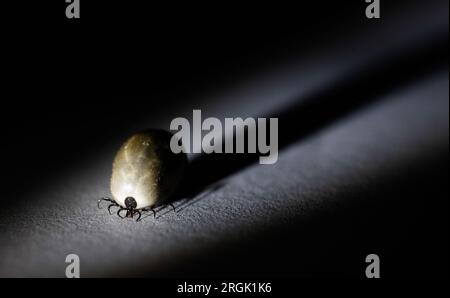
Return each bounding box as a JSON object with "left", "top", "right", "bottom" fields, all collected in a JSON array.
[{"left": 110, "top": 130, "right": 187, "bottom": 209}]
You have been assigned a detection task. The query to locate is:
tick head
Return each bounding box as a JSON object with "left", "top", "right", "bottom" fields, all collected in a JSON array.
[{"left": 125, "top": 197, "right": 137, "bottom": 210}]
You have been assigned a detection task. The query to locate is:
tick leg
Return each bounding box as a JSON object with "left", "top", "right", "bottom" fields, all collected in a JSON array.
[
  {"left": 135, "top": 211, "right": 142, "bottom": 222},
  {"left": 107, "top": 203, "right": 119, "bottom": 215},
  {"left": 98, "top": 197, "right": 115, "bottom": 209},
  {"left": 169, "top": 203, "right": 176, "bottom": 212},
  {"left": 117, "top": 208, "right": 128, "bottom": 219},
  {"left": 141, "top": 207, "right": 157, "bottom": 218}
]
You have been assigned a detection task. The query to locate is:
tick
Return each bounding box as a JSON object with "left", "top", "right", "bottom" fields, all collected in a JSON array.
[{"left": 98, "top": 129, "right": 187, "bottom": 221}]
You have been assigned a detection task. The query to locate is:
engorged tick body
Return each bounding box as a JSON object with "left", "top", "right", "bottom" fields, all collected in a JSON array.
[{"left": 98, "top": 130, "right": 187, "bottom": 221}]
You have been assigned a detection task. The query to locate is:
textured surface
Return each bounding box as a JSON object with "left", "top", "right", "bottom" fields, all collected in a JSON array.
[{"left": 0, "top": 71, "right": 447, "bottom": 277}]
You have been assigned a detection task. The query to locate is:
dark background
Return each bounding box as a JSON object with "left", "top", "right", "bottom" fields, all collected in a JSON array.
[
  {"left": 3, "top": 1, "right": 372, "bottom": 186},
  {"left": 0, "top": 1, "right": 448, "bottom": 279}
]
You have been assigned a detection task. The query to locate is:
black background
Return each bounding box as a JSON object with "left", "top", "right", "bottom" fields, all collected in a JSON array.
[{"left": 2, "top": 1, "right": 372, "bottom": 203}]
